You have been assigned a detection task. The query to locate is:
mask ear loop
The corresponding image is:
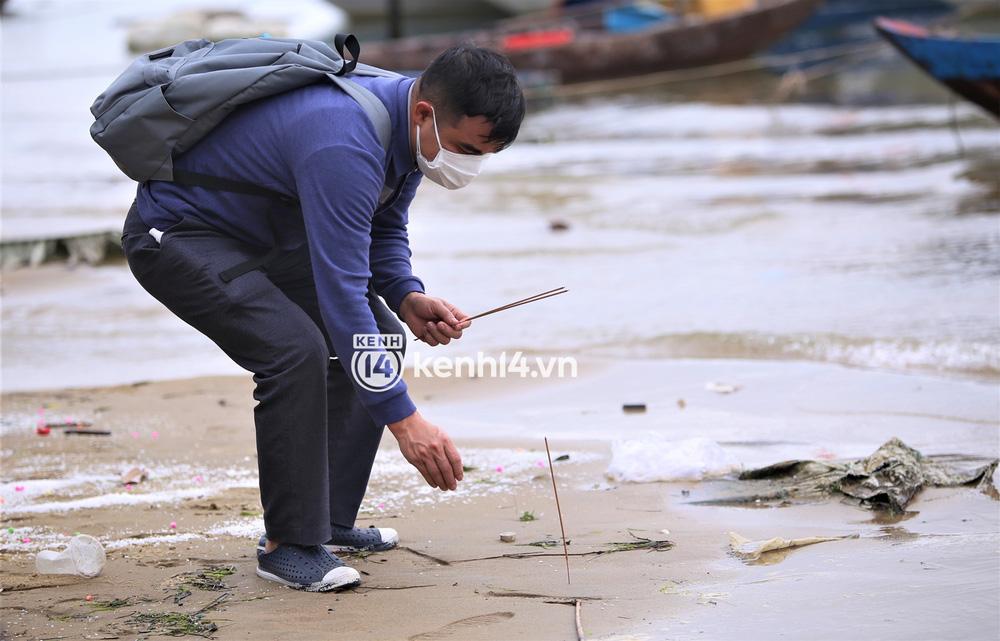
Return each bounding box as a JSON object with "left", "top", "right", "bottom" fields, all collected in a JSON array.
[{"left": 429, "top": 105, "right": 445, "bottom": 158}]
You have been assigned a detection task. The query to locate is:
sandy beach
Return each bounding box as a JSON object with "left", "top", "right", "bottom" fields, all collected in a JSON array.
[
  {"left": 2, "top": 2, "right": 999, "bottom": 639},
  {"left": 1, "top": 359, "right": 997, "bottom": 641}
]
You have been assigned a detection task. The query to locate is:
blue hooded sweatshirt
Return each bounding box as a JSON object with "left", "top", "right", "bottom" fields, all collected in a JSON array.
[{"left": 135, "top": 74, "right": 423, "bottom": 427}]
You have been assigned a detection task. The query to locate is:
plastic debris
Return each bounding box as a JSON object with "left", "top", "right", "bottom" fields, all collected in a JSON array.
[
  {"left": 728, "top": 438, "right": 999, "bottom": 512},
  {"left": 729, "top": 531, "right": 857, "bottom": 563},
  {"left": 36, "top": 426, "right": 51, "bottom": 436},
  {"left": 121, "top": 467, "right": 148, "bottom": 486},
  {"left": 705, "top": 381, "right": 741, "bottom": 394},
  {"left": 499, "top": 532, "right": 517, "bottom": 543},
  {"left": 548, "top": 219, "right": 570, "bottom": 232},
  {"left": 622, "top": 403, "right": 646, "bottom": 413},
  {"left": 41, "top": 420, "right": 93, "bottom": 429},
  {"left": 85, "top": 594, "right": 94, "bottom": 602},
  {"left": 169, "top": 521, "right": 177, "bottom": 529},
  {"left": 35, "top": 534, "right": 106, "bottom": 578}
]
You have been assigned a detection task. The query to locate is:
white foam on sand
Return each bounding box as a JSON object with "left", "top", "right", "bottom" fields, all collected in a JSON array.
[
  {"left": 2, "top": 465, "right": 258, "bottom": 515},
  {"left": 103, "top": 533, "right": 203, "bottom": 550},
  {"left": 203, "top": 447, "right": 602, "bottom": 540},
  {"left": 0, "top": 448, "right": 599, "bottom": 551},
  {"left": 606, "top": 437, "right": 742, "bottom": 482},
  {"left": 0, "top": 526, "right": 68, "bottom": 553},
  {"left": 0, "top": 474, "right": 119, "bottom": 508},
  {"left": 206, "top": 518, "right": 266, "bottom": 541},
  {"left": 0, "top": 526, "right": 203, "bottom": 552}
]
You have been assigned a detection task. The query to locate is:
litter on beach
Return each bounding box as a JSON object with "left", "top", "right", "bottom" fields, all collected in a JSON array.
[
  {"left": 121, "top": 467, "right": 147, "bottom": 486},
  {"left": 64, "top": 428, "right": 112, "bottom": 436},
  {"left": 705, "top": 381, "right": 742, "bottom": 394},
  {"left": 35, "top": 534, "right": 106, "bottom": 578},
  {"left": 730, "top": 438, "right": 998, "bottom": 512},
  {"left": 728, "top": 531, "right": 858, "bottom": 563}
]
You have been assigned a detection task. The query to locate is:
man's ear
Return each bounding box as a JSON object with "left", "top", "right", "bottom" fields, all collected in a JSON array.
[{"left": 413, "top": 99, "right": 434, "bottom": 126}]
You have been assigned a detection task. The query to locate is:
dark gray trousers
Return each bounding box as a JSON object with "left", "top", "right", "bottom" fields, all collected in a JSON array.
[{"left": 122, "top": 201, "right": 403, "bottom": 546}]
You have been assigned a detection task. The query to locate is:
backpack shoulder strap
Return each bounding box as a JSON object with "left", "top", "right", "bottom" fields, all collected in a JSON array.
[{"left": 328, "top": 75, "right": 393, "bottom": 155}]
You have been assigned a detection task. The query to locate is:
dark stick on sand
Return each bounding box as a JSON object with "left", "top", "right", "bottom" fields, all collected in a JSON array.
[{"left": 545, "top": 437, "right": 571, "bottom": 585}]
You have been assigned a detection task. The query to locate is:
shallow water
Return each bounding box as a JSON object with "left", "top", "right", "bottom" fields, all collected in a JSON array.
[{"left": 1, "top": 1, "right": 999, "bottom": 392}]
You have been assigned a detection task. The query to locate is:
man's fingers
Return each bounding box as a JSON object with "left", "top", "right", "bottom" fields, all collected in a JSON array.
[
  {"left": 413, "top": 460, "right": 438, "bottom": 489},
  {"left": 431, "top": 299, "right": 460, "bottom": 326},
  {"left": 432, "top": 452, "right": 457, "bottom": 491},
  {"left": 420, "top": 327, "right": 440, "bottom": 346},
  {"left": 447, "top": 302, "right": 469, "bottom": 324},
  {"left": 425, "top": 322, "right": 451, "bottom": 345},
  {"left": 444, "top": 438, "right": 463, "bottom": 482},
  {"left": 424, "top": 455, "right": 447, "bottom": 490},
  {"left": 436, "top": 321, "right": 462, "bottom": 339}
]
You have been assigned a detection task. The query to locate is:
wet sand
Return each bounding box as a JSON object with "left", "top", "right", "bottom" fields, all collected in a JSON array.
[{"left": 1, "top": 363, "right": 997, "bottom": 640}]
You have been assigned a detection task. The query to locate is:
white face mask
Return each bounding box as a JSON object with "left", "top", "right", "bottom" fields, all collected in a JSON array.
[{"left": 415, "top": 106, "right": 491, "bottom": 190}]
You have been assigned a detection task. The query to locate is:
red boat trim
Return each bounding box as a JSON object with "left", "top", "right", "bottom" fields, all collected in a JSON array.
[{"left": 502, "top": 29, "right": 575, "bottom": 52}]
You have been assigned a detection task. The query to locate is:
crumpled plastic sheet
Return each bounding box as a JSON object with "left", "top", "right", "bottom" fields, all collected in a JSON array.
[
  {"left": 724, "top": 438, "right": 998, "bottom": 512},
  {"left": 728, "top": 531, "right": 858, "bottom": 563}
]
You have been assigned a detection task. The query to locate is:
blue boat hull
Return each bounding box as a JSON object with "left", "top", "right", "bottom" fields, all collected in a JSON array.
[{"left": 875, "top": 17, "right": 1000, "bottom": 117}]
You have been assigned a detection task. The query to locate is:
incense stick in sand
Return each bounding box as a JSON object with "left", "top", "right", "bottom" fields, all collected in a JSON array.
[{"left": 545, "top": 436, "right": 572, "bottom": 585}]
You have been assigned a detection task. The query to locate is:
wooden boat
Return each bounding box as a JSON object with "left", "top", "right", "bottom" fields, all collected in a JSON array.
[
  {"left": 768, "top": 0, "right": 954, "bottom": 62},
  {"left": 360, "top": 0, "right": 822, "bottom": 85},
  {"left": 875, "top": 17, "right": 1000, "bottom": 118}
]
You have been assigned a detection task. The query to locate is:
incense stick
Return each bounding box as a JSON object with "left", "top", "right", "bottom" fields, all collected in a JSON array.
[
  {"left": 414, "top": 287, "right": 568, "bottom": 343},
  {"left": 465, "top": 287, "right": 568, "bottom": 322},
  {"left": 545, "top": 436, "right": 572, "bottom": 585}
]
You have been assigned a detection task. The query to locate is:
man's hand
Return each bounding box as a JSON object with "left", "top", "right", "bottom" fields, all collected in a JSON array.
[
  {"left": 388, "top": 411, "right": 463, "bottom": 491},
  {"left": 399, "top": 292, "right": 470, "bottom": 346}
]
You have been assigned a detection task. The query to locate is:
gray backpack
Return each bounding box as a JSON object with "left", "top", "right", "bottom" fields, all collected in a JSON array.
[{"left": 90, "top": 34, "right": 399, "bottom": 200}]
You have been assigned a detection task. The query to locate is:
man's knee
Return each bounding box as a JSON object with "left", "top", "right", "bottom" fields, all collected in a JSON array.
[{"left": 273, "top": 327, "right": 330, "bottom": 376}]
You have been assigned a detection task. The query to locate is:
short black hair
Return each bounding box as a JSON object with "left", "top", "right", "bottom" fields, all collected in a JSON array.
[{"left": 418, "top": 45, "right": 526, "bottom": 150}]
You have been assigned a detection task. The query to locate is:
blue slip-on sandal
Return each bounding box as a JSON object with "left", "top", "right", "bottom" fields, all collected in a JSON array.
[{"left": 256, "top": 543, "right": 360, "bottom": 592}]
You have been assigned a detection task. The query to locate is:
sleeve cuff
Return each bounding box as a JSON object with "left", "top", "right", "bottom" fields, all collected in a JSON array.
[
  {"left": 383, "top": 277, "right": 425, "bottom": 315},
  {"left": 365, "top": 383, "right": 417, "bottom": 427}
]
